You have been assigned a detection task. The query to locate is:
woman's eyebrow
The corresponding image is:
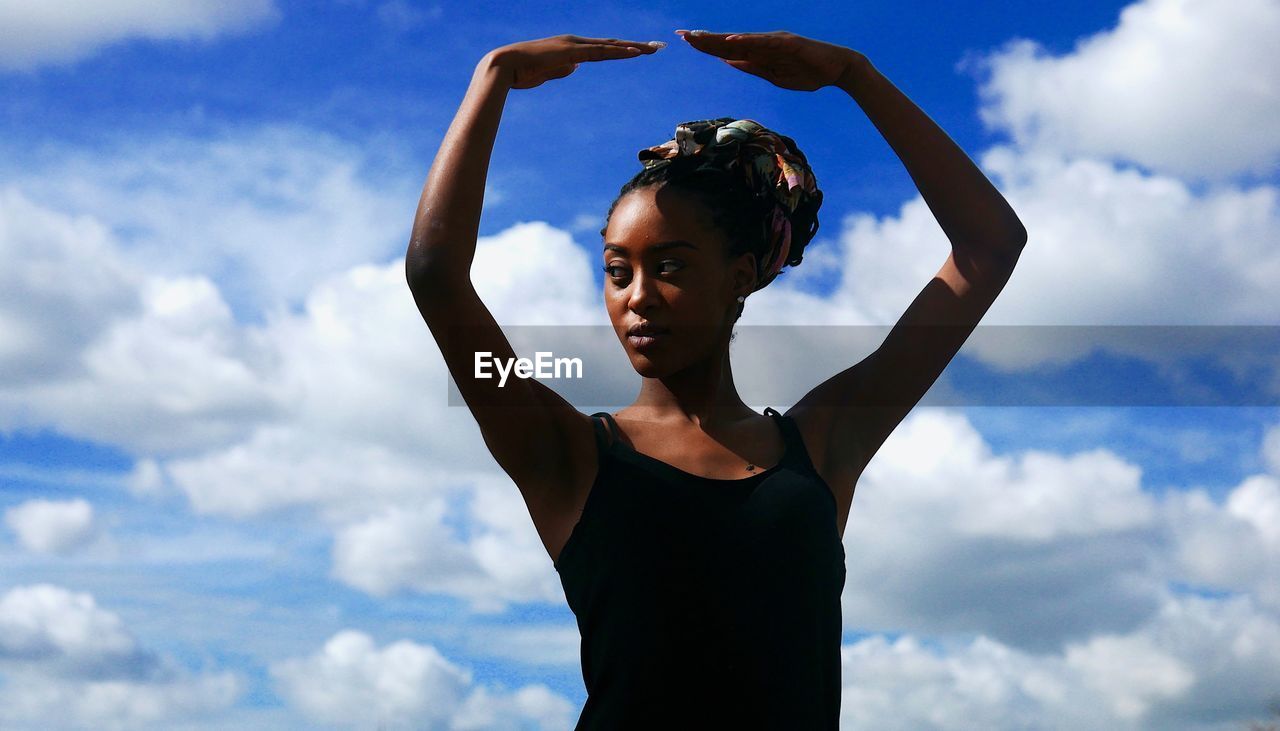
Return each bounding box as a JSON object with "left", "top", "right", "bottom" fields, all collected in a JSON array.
[{"left": 603, "top": 240, "right": 699, "bottom": 254}]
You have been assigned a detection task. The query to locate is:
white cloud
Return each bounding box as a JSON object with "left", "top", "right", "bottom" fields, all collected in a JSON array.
[
  {"left": 1226, "top": 475, "right": 1280, "bottom": 550},
  {"left": 1066, "top": 633, "right": 1195, "bottom": 721},
  {"left": 0, "top": 270, "right": 279, "bottom": 455},
  {"left": 0, "top": 187, "right": 141, "bottom": 385},
  {"left": 270, "top": 629, "right": 575, "bottom": 730},
  {"left": 330, "top": 476, "right": 567, "bottom": 612},
  {"left": 0, "top": 186, "right": 282, "bottom": 453},
  {"left": 0, "top": 583, "right": 139, "bottom": 672},
  {"left": 838, "top": 594, "right": 1280, "bottom": 731},
  {"left": 0, "top": 0, "right": 280, "bottom": 72},
  {"left": 840, "top": 634, "right": 1109, "bottom": 730},
  {"left": 836, "top": 406, "right": 1280, "bottom": 663},
  {"left": 450, "top": 683, "right": 579, "bottom": 731},
  {"left": 469, "top": 220, "right": 602, "bottom": 325},
  {"left": 1164, "top": 471, "right": 1280, "bottom": 611},
  {"left": 838, "top": 145, "right": 1280, "bottom": 328},
  {"left": 825, "top": 143, "right": 1280, "bottom": 393},
  {"left": 0, "top": 671, "right": 242, "bottom": 731},
  {"left": 3, "top": 498, "right": 97, "bottom": 554},
  {"left": 842, "top": 409, "right": 1166, "bottom": 651},
  {"left": 0, "top": 584, "right": 241, "bottom": 730},
  {"left": 331, "top": 500, "right": 485, "bottom": 598},
  {"left": 1, "top": 125, "right": 417, "bottom": 315},
  {"left": 966, "top": 0, "right": 1280, "bottom": 180}
]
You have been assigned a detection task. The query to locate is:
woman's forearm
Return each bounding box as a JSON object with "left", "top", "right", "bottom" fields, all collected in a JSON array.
[
  {"left": 406, "top": 52, "right": 513, "bottom": 288},
  {"left": 837, "top": 52, "right": 1027, "bottom": 259}
]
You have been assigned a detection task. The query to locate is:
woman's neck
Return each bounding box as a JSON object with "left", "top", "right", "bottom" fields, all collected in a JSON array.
[{"left": 624, "top": 345, "right": 756, "bottom": 426}]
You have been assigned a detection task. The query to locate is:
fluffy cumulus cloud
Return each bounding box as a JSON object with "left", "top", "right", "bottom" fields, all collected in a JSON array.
[
  {"left": 843, "top": 409, "right": 1151, "bottom": 650},
  {"left": 839, "top": 593, "right": 1280, "bottom": 731},
  {"left": 330, "top": 476, "right": 569, "bottom": 612},
  {"left": 842, "top": 405, "right": 1280, "bottom": 627},
  {"left": 0, "top": 0, "right": 280, "bottom": 72},
  {"left": 0, "top": 125, "right": 418, "bottom": 316},
  {"left": 0, "top": 188, "right": 141, "bottom": 386},
  {"left": 823, "top": 142, "right": 1280, "bottom": 397},
  {"left": 831, "top": 405, "right": 1280, "bottom": 728},
  {"left": 1164, "top": 468, "right": 1280, "bottom": 611},
  {"left": 0, "top": 188, "right": 278, "bottom": 454},
  {"left": 0, "top": 583, "right": 140, "bottom": 673},
  {"left": 270, "top": 629, "right": 574, "bottom": 730},
  {"left": 966, "top": 0, "right": 1280, "bottom": 180},
  {"left": 0, "top": 584, "right": 240, "bottom": 730},
  {"left": 839, "top": 145, "right": 1280, "bottom": 329},
  {"left": 3, "top": 498, "right": 97, "bottom": 554}
]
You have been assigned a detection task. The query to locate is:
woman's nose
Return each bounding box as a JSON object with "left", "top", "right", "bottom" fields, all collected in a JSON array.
[{"left": 626, "top": 268, "right": 662, "bottom": 313}]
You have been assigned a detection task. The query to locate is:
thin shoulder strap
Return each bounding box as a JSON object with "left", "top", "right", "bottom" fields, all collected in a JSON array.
[
  {"left": 763, "top": 407, "right": 816, "bottom": 473},
  {"left": 590, "top": 411, "right": 620, "bottom": 450}
]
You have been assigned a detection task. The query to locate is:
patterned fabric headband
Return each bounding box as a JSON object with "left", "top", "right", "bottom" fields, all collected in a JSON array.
[{"left": 637, "top": 117, "right": 821, "bottom": 289}]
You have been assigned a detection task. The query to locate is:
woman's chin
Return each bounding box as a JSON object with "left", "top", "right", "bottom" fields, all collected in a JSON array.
[{"left": 627, "top": 351, "right": 679, "bottom": 378}]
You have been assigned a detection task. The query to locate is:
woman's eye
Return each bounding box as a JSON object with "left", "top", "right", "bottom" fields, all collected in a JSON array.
[{"left": 602, "top": 261, "right": 682, "bottom": 279}]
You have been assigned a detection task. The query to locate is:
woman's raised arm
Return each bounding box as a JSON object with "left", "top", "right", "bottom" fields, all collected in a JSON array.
[
  {"left": 405, "top": 36, "right": 660, "bottom": 513},
  {"left": 678, "top": 30, "right": 1027, "bottom": 510}
]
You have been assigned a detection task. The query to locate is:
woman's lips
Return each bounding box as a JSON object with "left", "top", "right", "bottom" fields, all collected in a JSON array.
[{"left": 627, "top": 332, "right": 668, "bottom": 350}]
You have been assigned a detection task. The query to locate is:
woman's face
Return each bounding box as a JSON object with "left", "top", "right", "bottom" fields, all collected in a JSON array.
[{"left": 601, "top": 184, "right": 757, "bottom": 377}]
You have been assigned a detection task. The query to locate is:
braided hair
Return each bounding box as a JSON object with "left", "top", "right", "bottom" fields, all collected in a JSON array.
[{"left": 600, "top": 118, "right": 824, "bottom": 307}]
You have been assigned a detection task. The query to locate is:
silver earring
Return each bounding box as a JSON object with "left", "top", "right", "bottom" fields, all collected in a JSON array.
[{"left": 737, "top": 296, "right": 745, "bottom": 303}]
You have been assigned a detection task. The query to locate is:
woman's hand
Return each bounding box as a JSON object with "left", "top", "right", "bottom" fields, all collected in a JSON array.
[
  {"left": 675, "top": 29, "right": 859, "bottom": 92},
  {"left": 485, "top": 34, "right": 663, "bottom": 90}
]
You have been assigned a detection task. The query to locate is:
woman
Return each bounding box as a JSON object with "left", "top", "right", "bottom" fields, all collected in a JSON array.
[{"left": 405, "top": 29, "right": 1026, "bottom": 730}]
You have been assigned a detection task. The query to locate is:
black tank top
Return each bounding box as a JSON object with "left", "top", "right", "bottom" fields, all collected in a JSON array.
[{"left": 555, "top": 407, "right": 846, "bottom": 730}]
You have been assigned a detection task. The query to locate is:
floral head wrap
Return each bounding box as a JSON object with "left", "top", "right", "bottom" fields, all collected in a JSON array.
[{"left": 637, "top": 117, "right": 822, "bottom": 289}]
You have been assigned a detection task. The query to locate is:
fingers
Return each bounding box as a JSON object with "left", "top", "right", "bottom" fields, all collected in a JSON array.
[
  {"left": 676, "top": 30, "right": 785, "bottom": 48},
  {"left": 675, "top": 30, "right": 757, "bottom": 60},
  {"left": 568, "top": 36, "right": 665, "bottom": 62},
  {"left": 574, "top": 35, "right": 663, "bottom": 48},
  {"left": 577, "top": 45, "right": 651, "bottom": 62},
  {"left": 674, "top": 29, "right": 746, "bottom": 41},
  {"left": 576, "top": 43, "right": 661, "bottom": 62}
]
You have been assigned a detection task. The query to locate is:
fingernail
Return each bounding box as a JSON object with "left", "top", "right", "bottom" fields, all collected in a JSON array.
[
  {"left": 688, "top": 29, "right": 709, "bottom": 36},
  {"left": 647, "top": 41, "right": 666, "bottom": 48}
]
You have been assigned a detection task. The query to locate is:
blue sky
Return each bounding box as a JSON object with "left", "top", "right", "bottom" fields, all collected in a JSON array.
[{"left": 3, "top": 0, "right": 1280, "bottom": 728}]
